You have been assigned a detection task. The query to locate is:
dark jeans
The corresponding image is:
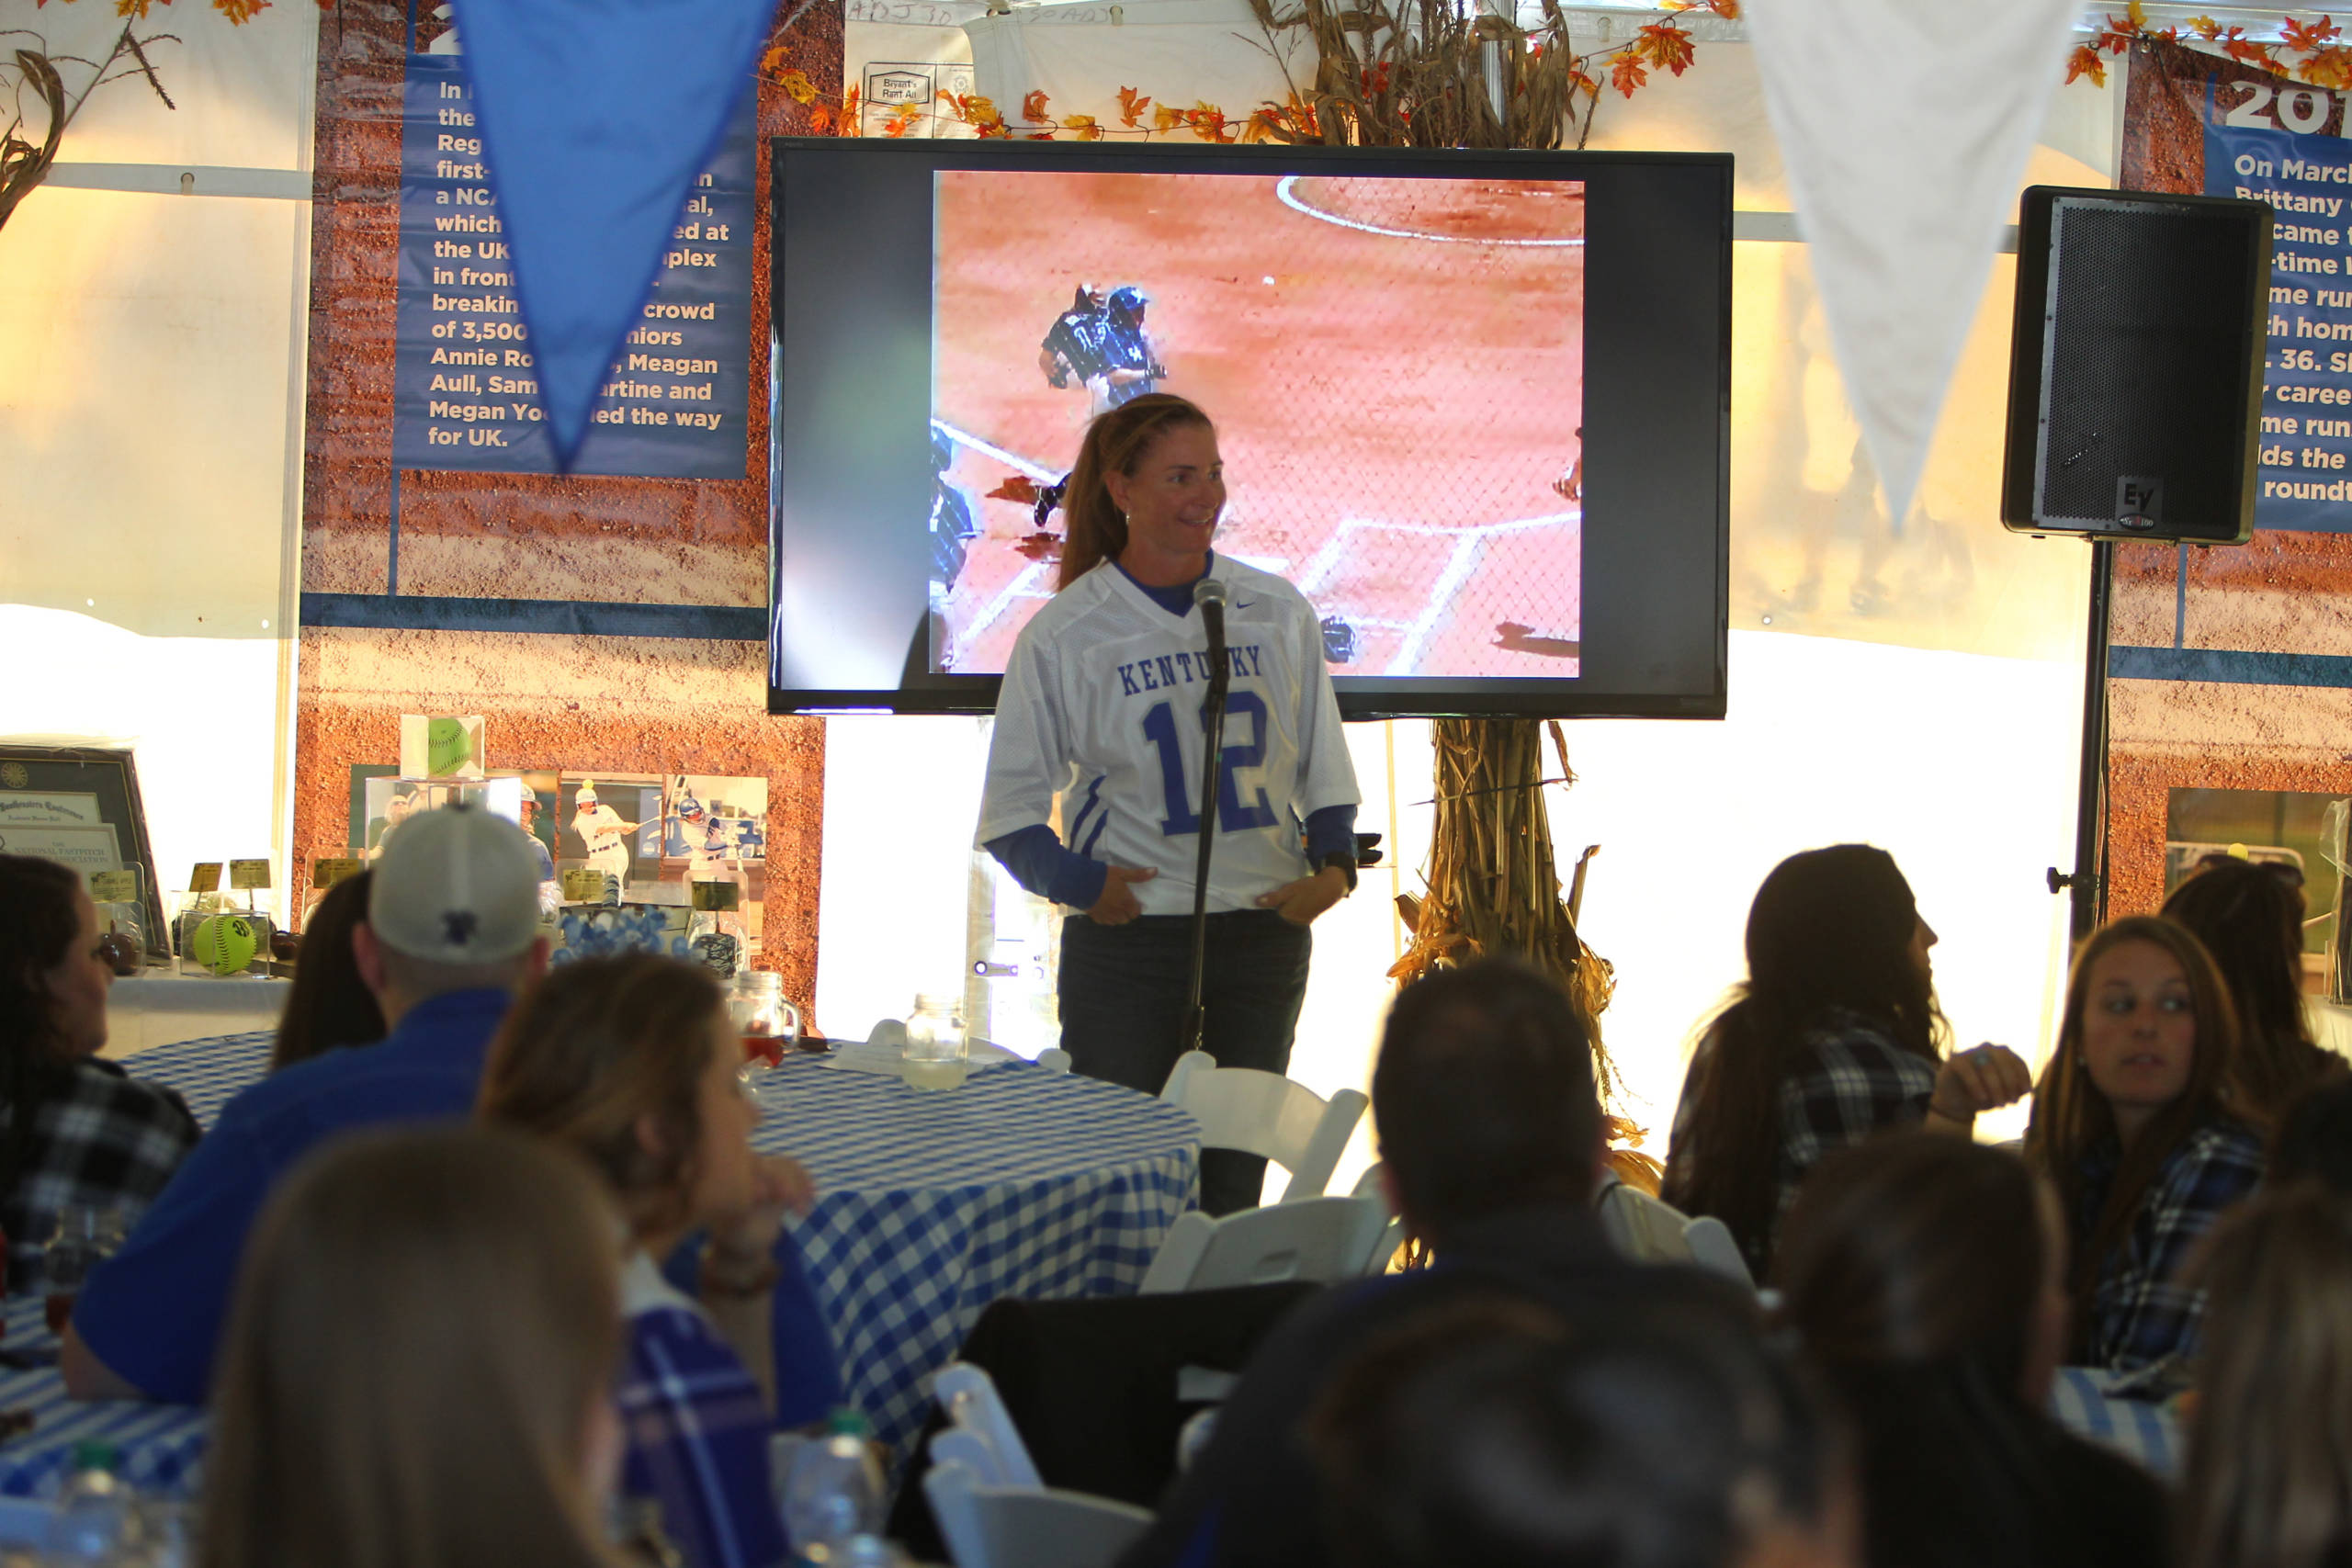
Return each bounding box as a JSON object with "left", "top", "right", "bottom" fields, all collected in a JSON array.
[{"left": 1059, "top": 910, "right": 1313, "bottom": 1216}]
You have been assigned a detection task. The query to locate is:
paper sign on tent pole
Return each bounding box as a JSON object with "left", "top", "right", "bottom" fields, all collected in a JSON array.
[{"left": 1743, "top": 0, "right": 2081, "bottom": 529}]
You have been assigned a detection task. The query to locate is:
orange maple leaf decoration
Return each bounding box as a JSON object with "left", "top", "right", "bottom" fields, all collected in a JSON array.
[
  {"left": 1116, "top": 86, "right": 1152, "bottom": 128},
  {"left": 2066, "top": 43, "right": 2109, "bottom": 85},
  {"left": 1633, "top": 21, "right": 1697, "bottom": 75},
  {"left": 842, "top": 85, "right": 861, "bottom": 132},
  {"left": 1185, "top": 102, "right": 1235, "bottom": 142},
  {"left": 1022, "top": 89, "right": 1051, "bottom": 123},
  {"left": 114, "top": 0, "right": 171, "bottom": 17},
  {"left": 212, "top": 0, "right": 269, "bottom": 19},
  {"left": 1152, "top": 102, "right": 1184, "bottom": 132},
  {"left": 2302, "top": 45, "right": 2352, "bottom": 87},
  {"left": 2186, "top": 14, "right": 2223, "bottom": 37},
  {"left": 884, "top": 102, "right": 922, "bottom": 138},
  {"left": 2282, "top": 14, "right": 2342, "bottom": 51},
  {"left": 987, "top": 476, "right": 1042, "bottom": 504},
  {"left": 776, "top": 69, "right": 820, "bottom": 106},
  {"left": 1609, "top": 51, "right": 1648, "bottom": 96},
  {"left": 807, "top": 103, "right": 835, "bottom": 135},
  {"left": 1062, "top": 113, "right": 1102, "bottom": 140},
  {"left": 1566, "top": 64, "right": 1600, "bottom": 98}
]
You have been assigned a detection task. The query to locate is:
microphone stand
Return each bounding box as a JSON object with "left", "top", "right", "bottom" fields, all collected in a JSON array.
[{"left": 1181, "top": 583, "right": 1230, "bottom": 1056}]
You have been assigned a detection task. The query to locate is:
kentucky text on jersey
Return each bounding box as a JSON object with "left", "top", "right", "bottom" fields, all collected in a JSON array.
[{"left": 1115, "top": 644, "right": 1264, "bottom": 697}]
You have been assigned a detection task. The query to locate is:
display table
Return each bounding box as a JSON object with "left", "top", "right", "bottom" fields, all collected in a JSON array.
[
  {"left": 101, "top": 976, "right": 287, "bottom": 1060},
  {"left": 84, "top": 1032, "right": 1201, "bottom": 1463}
]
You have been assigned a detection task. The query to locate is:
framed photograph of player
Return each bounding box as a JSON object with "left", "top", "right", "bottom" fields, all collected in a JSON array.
[
  {"left": 0, "top": 744, "right": 167, "bottom": 946},
  {"left": 556, "top": 773, "right": 666, "bottom": 896},
  {"left": 769, "top": 139, "right": 1730, "bottom": 720}
]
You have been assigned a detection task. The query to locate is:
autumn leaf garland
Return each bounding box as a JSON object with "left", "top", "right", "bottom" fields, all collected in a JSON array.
[{"left": 2069, "top": 4, "right": 2352, "bottom": 92}]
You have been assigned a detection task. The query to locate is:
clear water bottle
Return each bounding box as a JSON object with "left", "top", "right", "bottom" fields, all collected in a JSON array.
[
  {"left": 46, "top": 1441, "right": 134, "bottom": 1563},
  {"left": 782, "top": 1409, "right": 884, "bottom": 1562}
]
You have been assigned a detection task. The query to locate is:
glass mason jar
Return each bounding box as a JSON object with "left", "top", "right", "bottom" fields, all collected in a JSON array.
[
  {"left": 903, "top": 993, "right": 968, "bottom": 1091},
  {"left": 729, "top": 971, "right": 803, "bottom": 1067}
]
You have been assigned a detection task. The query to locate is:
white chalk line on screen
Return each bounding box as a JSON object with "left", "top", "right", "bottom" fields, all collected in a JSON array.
[
  {"left": 1297, "top": 511, "right": 1580, "bottom": 677},
  {"left": 933, "top": 420, "right": 1060, "bottom": 484},
  {"left": 1274, "top": 175, "right": 1589, "bottom": 248},
  {"left": 935, "top": 422, "right": 1578, "bottom": 676}
]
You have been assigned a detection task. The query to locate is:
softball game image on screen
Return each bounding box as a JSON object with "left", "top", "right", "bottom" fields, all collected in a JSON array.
[{"left": 927, "top": 170, "right": 1586, "bottom": 681}]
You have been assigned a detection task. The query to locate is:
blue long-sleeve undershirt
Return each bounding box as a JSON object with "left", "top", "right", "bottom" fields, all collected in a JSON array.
[{"left": 984, "top": 805, "right": 1358, "bottom": 911}]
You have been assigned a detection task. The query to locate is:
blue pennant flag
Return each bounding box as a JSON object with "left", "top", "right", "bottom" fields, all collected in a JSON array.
[{"left": 446, "top": 0, "right": 779, "bottom": 468}]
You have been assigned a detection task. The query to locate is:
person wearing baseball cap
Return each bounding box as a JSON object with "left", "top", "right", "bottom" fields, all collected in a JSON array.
[{"left": 64, "top": 804, "right": 551, "bottom": 1405}]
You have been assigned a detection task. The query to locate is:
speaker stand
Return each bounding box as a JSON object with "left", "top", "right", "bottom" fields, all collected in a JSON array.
[{"left": 2051, "top": 540, "right": 2113, "bottom": 942}]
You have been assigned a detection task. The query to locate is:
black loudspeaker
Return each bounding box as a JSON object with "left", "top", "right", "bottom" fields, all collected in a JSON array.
[{"left": 2002, "top": 186, "right": 2272, "bottom": 544}]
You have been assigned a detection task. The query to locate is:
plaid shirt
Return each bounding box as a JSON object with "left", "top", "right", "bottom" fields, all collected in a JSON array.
[
  {"left": 617, "top": 1256, "right": 788, "bottom": 1568},
  {"left": 2075, "top": 1118, "right": 2265, "bottom": 1373},
  {"left": 1670, "top": 1009, "right": 1938, "bottom": 1268},
  {"left": 0, "top": 1059, "right": 198, "bottom": 1290}
]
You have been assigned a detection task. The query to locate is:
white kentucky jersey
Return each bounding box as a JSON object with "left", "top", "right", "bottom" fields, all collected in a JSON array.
[{"left": 978, "top": 555, "right": 1361, "bottom": 917}]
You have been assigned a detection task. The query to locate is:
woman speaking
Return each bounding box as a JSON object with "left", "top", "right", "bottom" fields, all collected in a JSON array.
[{"left": 978, "top": 394, "right": 1361, "bottom": 1214}]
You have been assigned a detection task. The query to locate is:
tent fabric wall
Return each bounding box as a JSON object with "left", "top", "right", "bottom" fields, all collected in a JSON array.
[{"left": 0, "top": 3, "right": 320, "bottom": 915}]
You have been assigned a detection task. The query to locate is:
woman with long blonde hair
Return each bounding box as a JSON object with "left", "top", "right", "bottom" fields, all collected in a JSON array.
[
  {"left": 480, "top": 953, "right": 829, "bottom": 1568},
  {"left": 199, "top": 1126, "right": 627, "bottom": 1568},
  {"left": 2024, "top": 914, "right": 2263, "bottom": 1372},
  {"left": 2179, "top": 1182, "right": 2352, "bottom": 1568},
  {"left": 978, "top": 393, "right": 1363, "bottom": 1214}
]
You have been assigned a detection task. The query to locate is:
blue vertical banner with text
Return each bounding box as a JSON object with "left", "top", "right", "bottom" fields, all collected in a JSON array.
[
  {"left": 2206, "top": 74, "right": 2352, "bottom": 532},
  {"left": 392, "top": 52, "right": 755, "bottom": 479}
]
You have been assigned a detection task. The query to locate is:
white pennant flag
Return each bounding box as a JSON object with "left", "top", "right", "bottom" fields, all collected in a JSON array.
[{"left": 1744, "top": 0, "right": 2083, "bottom": 526}]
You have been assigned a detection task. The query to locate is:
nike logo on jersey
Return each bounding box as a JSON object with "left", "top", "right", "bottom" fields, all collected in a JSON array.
[{"left": 1115, "top": 644, "right": 1264, "bottom": 698}]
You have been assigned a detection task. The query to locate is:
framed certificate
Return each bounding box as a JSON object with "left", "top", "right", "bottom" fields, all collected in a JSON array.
[{"left": 0, "top": 747, "right": 165, "bottom": 947}]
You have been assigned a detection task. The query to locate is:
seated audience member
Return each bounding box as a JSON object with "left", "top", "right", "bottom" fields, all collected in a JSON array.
[
  {"left": 2163, "top": 857, "right": 2345, "bottom": 1117},
  {"left": 1773, "top": 1134, "right": 2164, "bottom": 1568},
  {"left": 1115, "top": 957, "right": 1749, "bottom": 1568},
  {"left": 0, "top": 854, "right": 199, "bottom": 1288},
  {"left": 2025, "top": 914, "right": 2263, "bottom": 1373},
  {"left": 479, "top": 953, "right": 832, "bottom": 1568},
  {"left": 268, "top": 868, "right": 387, "bottom": 1071},
  {"left": 64, "top": 803, "right": 548, "bottom": 1402},
  {"left": 1663, "top": 845, "right": 2031, "bottom": 1275},
  {"left": 2177, "top": 1182, "right": 2352, "bottom": 1568},
  {"left": 198, "top": 1126, "right": 626, "bottom": 1568},
  {"left": 2271, "top": 1074, "right": 2352, "bottom": 1190},
  {"left": 1308, "top": 1298, "right": 1857, "bottom": 1568}
]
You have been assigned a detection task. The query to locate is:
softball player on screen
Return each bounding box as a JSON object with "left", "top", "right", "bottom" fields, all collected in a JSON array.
[{"left": 977, "top": 395, "right": 1362, "bottom": 1216}]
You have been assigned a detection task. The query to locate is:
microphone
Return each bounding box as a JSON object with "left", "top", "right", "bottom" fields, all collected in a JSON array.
[{"left": 1193, "top": 578, "right": 1229, "bottom": 692}]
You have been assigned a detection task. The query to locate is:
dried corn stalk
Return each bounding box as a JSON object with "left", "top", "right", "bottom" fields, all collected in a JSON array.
[
  {"left": 1240, "top": 0, "right": 1609, "bottom": 151},
  {"left": 1389, "top": 717, "right": 1660, "bottom": 1194}
]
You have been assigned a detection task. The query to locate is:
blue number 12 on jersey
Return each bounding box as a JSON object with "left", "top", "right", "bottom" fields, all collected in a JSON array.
[{"left": 1142, "top": 694, "right": 1278, "bottom": 837}]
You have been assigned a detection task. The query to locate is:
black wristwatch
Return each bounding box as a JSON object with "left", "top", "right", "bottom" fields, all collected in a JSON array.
[{"left": 1317, "top": 852, "right": 1359, "bottom": 895}]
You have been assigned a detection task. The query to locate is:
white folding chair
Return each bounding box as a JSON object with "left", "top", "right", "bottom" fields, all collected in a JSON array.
[
  {"left": 1681, "top": 1214, "right": 1758, "bottom": 1292},
  {"left": 1139, "top": 1191, "right": 1389, "bottom": 1294},
  {"left": 1159, "top": 1050, "right": 1367, "bottom": 1201},
  {"left": 924, "top": 1459, "right": 1154, "bottom": 1568},
  {"left": 1592, "top": 1170, "right": 1700, "bottom": 1265},
  {"left": 1351, "top": 1162, "right": 1407, "bottom": 1275},
  {"left": 932, "top": 1362, "right": 1042, "bottom": 1488}
]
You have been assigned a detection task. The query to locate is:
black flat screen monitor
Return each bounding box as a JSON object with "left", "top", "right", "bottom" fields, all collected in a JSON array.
[{"left": 769, "top": 139, "right": 1728, "bottom": 719}]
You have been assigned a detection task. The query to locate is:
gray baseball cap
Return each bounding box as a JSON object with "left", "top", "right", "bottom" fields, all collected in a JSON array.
[{"left": 368, "top": 802, "right": 545, "bottom": 964}]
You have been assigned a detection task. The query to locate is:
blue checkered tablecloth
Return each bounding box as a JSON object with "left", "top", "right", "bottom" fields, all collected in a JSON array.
[
  {"left": 53, "top": 1032, "right": 1199, "bottom": 1469},
  {"left": 0, "top": 1300, "right": 206, "bottom": 1499},
  {"left": 749, "top": 1055, "right": 1199, "bottom": 1456},
  {"left": 2048, "top": 1365, "right": 2181, "bottom": 1477}
]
